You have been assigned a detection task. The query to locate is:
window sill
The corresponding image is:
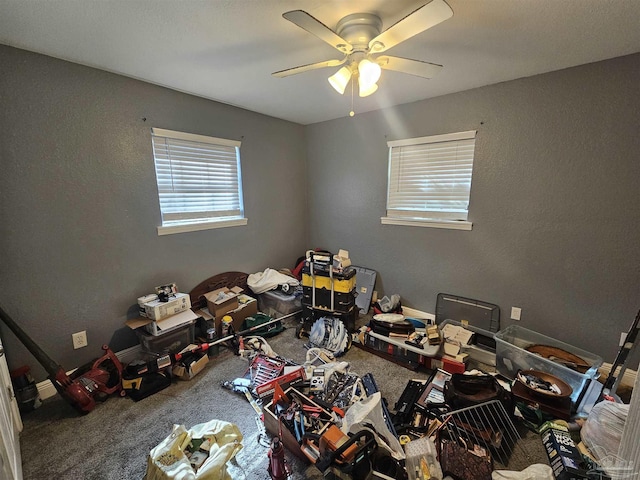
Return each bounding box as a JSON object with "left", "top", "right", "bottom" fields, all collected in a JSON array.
[
  {"left": 157, "top": 218, "right": 248, "bottom": 236},
  {"left": 380, "top": 217, "right": 472, "bottom": 231}
]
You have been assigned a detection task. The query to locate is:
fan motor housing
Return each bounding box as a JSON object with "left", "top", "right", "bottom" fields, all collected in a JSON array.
[{"left": 336, "top": 13, "right": 382, "bottom": 51}]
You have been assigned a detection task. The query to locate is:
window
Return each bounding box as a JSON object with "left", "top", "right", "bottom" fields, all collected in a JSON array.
[
  {"left": 151, "top": 128, "right": 247, "bottom": 235},
  {"left": 382, "top": 130, "right": 476, "bottom": 230}
]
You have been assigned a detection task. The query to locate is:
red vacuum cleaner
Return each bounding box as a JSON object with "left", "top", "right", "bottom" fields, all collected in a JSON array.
[{"left": 0, "top": 305, "right": 123, "bottom": 415}]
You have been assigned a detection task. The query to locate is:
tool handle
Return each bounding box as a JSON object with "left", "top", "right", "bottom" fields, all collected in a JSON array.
[
  {"left": 208, "top": 310, "right": 301, "bottom": 347},
  {"left": 0, "top": 305, "right": 65, "bottom": 379},
  {"left": 170, "top": 310, "right": 302, "bottom": 359}
]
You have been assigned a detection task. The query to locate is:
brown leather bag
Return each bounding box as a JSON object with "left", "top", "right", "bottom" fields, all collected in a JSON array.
[{"left": 438, "top": 436, "right": 493, "bottom": 480}]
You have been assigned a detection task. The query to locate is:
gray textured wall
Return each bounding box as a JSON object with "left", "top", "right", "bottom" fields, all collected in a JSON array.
[
  {"left": 306, "top": 53, "right": 640, "bottom": 364},
  {"left": 1, "top": 44, "right": 638, "bottom": 381},
  {"left": 0, "top": 45, "right": 308, "bottom": 379}
]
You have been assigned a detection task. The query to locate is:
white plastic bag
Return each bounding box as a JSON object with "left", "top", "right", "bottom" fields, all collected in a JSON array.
[
  {"left": 340, "top": 392, "right": 405, "bottom": 461},
  {"left": 492, "top": 464, "right": 554, "bottom": 480},
  {"left": 581, "top": 400, "right": 629, "bottom": 464},
  {"left": 143, "top": 419, "right": 243, "bottom": 480}
]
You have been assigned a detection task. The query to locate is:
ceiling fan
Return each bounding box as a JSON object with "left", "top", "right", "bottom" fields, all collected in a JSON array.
[{"left": 273, "top": 0, "right": 454, "bottom": 99}]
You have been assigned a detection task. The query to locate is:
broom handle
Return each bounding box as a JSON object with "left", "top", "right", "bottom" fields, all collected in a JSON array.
[
  {"left": 0, "top": 305, "right": 65, "bottom": 378},
  {"left": 209, "top": 309, "right": 301, "bottom": 346},
  {"left": 173, "top": 310, "right": 302, "bottom": 361}
]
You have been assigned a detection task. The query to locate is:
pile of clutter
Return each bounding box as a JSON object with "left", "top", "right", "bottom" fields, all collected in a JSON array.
[
  {"left": 227, "top": 343, "right": 632, "bottom": 480},
  {"left": 122, "top": 280, "right": 278, "bottom": 401}
]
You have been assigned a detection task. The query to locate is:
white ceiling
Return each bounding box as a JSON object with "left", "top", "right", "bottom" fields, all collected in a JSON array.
[{"left": 1, "top": 0, "right": 639, "bottom": 125}]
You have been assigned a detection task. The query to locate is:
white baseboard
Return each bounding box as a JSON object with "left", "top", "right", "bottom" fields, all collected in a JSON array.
[
  {"left": 36, "top": 345, "right": 143, "bottom": 400},
  {"left": 36, "top": 378, "right": 59, "bottom": 400},
  {"left": 116, "top": 344, "right": 144, "bottom": 365},
  {"left": 599, "top": 362, "right": 638, "bottom": 388}
]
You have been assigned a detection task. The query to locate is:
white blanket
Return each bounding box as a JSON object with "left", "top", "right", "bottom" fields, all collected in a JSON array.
[{"left": 247, "top": 268, "right": 299, "bottom": 294}]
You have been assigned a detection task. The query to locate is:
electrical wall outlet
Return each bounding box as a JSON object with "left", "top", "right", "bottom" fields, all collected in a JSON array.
[
  {"left": 511, "top": 307, "right": 522, "bottom": 321},
  {"left": 72, "top": 330, "right": 88, "bottom": 349}
]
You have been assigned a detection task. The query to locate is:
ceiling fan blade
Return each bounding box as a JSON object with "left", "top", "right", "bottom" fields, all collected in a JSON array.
[
  {"left": 377, "top": 56, "right": 443, "bottom": 79},
  {"left": 283, "top": 10, "right": 353, "bottom": 54},
  {"left": 369, "top": 0, "right": 453, "bottom": 54},
  {"left": 272, "top": 58, "right": 346, "bottom": 78}
]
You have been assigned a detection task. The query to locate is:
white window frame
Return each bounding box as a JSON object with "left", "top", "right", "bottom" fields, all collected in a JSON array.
[
  {"left": 382, "top": 130, "right": 476, "bottom": 230},
  {"left": 151, "top": 128, "right": 247, "bottom": 236}
]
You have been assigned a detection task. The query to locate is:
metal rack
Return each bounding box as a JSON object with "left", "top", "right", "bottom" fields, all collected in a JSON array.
[{"left": 440, "top": 400, "right": 530, "bottom": 470}]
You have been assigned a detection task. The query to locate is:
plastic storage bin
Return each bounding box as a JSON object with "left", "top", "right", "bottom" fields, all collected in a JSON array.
[
  {"left": 494, "top": 325, "right": 603, "bottom": 404},
  {"left": 257, "top": 289, "right": 302, "bottom": 318},
  {"left": 351, "top": 265, "right": 376, "bottom": 314},
  {"left": 136, "top": 321, "right": 195, "bottom": 354}
]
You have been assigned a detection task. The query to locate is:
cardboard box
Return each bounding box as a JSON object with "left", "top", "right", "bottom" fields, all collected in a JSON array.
[
  {"left": 440, "top": 319, "right": 497, "bottom": 366},
  {"left": 207, "top": 293, "right": 258, "bottom": 337},
  {"left": 202, "top": 286, "right": 244, "bottom": 318},
  {"left": 540, "top": 423, "right": 588, "bottom": 480},
  {"left": 173, "top": 351, "right": 208, "bottom": 380},
  {"left": 257, "top": 289, "right": 302, "bottom": 318},
  {"left": 423, "top": 355, "right": 466, "bottom": 374},
  {"left": 441, "top": 323, "right": 474, "bottom": 355},
  {"left": 126, "top": 309, "right": 198, "bottom": 336},
  {"left": 142, "top": 292, "right": 191, "bottom": 321}
]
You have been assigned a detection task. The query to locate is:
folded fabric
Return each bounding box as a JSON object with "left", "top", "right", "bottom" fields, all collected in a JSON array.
[{"left": 247, "top": 268, "right": 299, "bottom": 294}]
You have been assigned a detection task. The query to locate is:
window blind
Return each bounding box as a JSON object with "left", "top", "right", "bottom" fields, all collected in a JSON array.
[
  {"left": 151, "top": 128, "right": 244, "bottom": 226},
  {"left": 386, "top": 130, "right": 476, "bottom": 221}
]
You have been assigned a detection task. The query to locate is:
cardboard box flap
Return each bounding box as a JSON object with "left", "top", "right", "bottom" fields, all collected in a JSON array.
[
  {"left": 126, "top": 317, "right": 151, "bottom": 330},
  {"left": 194, "top": 308, "right": 213, "bottom": 321},
  {"left": 155, "top": 309, "right": 198, "bottom": 331},
  {"left": 126, "top": 309, "right": 198, "bottom": 331}
]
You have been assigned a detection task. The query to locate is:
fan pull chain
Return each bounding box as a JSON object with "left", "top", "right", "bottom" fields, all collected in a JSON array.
[{"left": 350, "top": 75, "right": 355, "bottom": 117}]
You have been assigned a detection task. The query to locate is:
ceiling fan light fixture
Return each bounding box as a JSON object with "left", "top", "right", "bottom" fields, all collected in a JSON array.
[
  {"left": 328, "top": 66, "right": 352, "bottom": 94},
  {"left": 358, "top": 80, "right": 378, "bottom": 97},
  {"left": 277, "top": 1, "right": 455, "bottom": 108},
  {"left": 358, "top": 59, "right": 381, "bottom": 87}
]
